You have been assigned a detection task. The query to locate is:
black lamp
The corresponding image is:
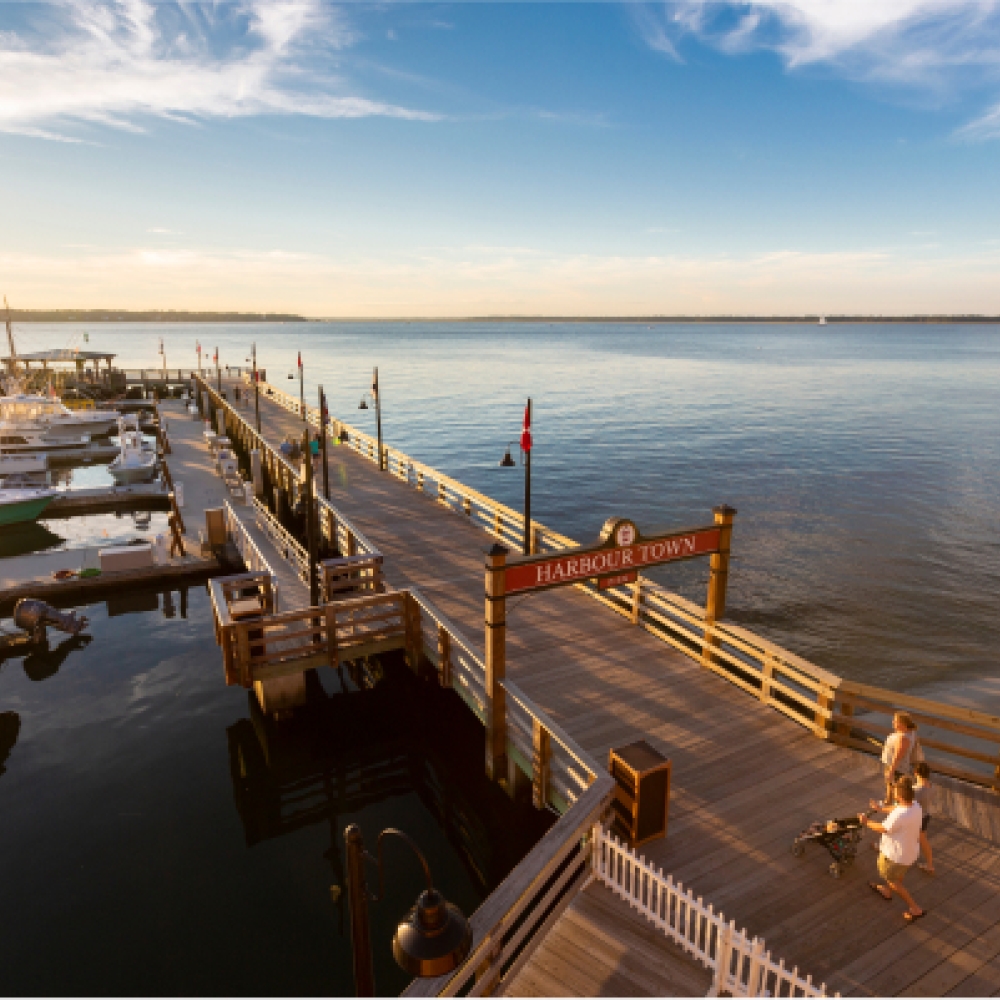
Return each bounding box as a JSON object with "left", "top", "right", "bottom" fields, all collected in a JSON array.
[
  {"left": 358, "top": 398, "right": 369, "bottom": 410},
  {"left": 344, "top": 825, "right": 471, "bottom": 996},
  {"left": 499, "top": 442, "right": 516, "bottom": 467}
]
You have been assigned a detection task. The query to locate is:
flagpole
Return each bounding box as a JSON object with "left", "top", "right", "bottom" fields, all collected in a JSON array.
[{"left": 523, "top": 397, "right": 531, "bottom": 556}]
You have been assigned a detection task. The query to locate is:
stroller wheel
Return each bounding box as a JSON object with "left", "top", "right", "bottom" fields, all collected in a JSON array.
[
  {"left": 829, "top": 862, "right": 842, "bottom": 879},
  {"left": 791, "top": 841, "right": 805, "bottom": 857}
]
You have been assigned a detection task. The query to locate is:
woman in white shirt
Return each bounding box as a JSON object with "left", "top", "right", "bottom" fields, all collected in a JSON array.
[{"left": 861, "top": 776, "right": 926, "bottom": 922}]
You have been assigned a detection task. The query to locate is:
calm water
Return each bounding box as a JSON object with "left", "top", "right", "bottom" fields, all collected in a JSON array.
[
  {"left": 0, "top": 584, "right": 551, "bottom": 995},
  {"left": 15, "top": 322, "right": 1000, "bottom": 702}
]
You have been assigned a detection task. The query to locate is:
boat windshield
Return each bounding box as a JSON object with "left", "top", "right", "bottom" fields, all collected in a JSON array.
[{"left": 0, "top": 397, "right": 73, "bottom": 420}]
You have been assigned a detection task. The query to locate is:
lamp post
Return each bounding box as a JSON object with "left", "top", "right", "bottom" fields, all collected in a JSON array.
[
  {"left": 215, "top": 346, "right": 221, "bottom": 393},
  {"left": 499, "top": 398, "right": 532, "bottom": 555},
  {"left": 318, "top": 385, "right": 330, "bottom": 499},
  {"left": 343, "top": 825, "right": 472, "bottom": 997},
  {"left": 358, "top": 367, "right": 384, "bottom": 471}
]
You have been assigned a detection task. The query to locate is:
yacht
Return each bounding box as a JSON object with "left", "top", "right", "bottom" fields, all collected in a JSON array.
[{"left": 0, "top": 392, "right": 119, "bottom": 443}]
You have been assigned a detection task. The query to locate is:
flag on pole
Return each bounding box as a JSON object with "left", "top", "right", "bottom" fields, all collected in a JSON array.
[
  {"left": 298, "top": 352, "right": 302, "bottom": 368},
  {"left": 520, "top": 402, "right": 532, "bottom": 453}
]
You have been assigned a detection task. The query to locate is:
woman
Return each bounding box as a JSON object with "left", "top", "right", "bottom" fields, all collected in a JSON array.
[{"left": 882, "top": 712, "right": 921, "bottom": 805}]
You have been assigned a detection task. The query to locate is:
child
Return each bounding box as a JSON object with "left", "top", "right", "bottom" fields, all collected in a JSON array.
[{"left": 913, "top": 762, "right": 934, "bottom": 874}]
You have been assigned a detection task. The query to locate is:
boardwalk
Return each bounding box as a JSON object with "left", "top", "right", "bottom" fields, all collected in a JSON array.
[
  {"left": 215, "top": 384, "right": 1000, "bottom": 996},
  {"left": 163, "top": 401, "right": 309, "bottom": 609}
]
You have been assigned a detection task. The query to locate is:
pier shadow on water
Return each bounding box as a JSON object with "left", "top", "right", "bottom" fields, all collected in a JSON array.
[{"left": 0, "top": 583, "right": 551, "bottom": 996}]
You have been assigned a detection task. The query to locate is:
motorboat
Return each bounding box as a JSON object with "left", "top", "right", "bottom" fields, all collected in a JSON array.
[
  {"left": 0, "top": 486, "right": 55, "bottom": 528},
  {"left": 108, "top": 424, "right": 158, "bottom": 485},
  {"left": 0, "top": 392, "right": 119, "bottom": 443}
]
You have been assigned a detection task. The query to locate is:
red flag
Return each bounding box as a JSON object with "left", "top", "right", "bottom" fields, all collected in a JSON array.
[
  {"left": 520, "top": 403, "right": 532, "bottom": 452},
  {"left": 298, "top": 352, "right": 302, "bottom": 368}
]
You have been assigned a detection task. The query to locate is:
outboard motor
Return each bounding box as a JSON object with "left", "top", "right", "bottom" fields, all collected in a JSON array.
[{"left": 13, "top": 599, "right": 89, "bottom": 643}]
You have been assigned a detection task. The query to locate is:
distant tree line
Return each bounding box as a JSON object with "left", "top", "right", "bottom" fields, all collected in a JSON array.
[{"left": 12, "top": 309, "right": 307, "bottom": 322}]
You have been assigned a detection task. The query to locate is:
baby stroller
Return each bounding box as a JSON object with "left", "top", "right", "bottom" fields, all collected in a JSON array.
[{"left": 791, "top": 812, "right": 871, "bottom": 878}]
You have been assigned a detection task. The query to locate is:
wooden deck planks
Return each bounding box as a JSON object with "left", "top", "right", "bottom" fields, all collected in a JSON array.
[
  {"left": 501, "top": 882, "right": 712, "bottom": 997},
  {"left": 242, "top": 387, "right": 1000, "bottom": 997}
]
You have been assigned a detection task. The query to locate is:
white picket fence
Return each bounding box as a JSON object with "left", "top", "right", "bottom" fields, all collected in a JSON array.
[{"left": 592, "top": 825, "right": 834, "bottom": 998}]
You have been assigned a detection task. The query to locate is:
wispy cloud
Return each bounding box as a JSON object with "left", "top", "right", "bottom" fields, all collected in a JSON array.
[
  {"left": 0, "top": 0, "right": 439, "bottom": 141},
  {"left": 633, "top": 2, "right": 1000, "bottom": 136}
]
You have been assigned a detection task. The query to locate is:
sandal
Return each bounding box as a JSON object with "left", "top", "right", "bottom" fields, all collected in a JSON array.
[
  {"left": 904, "top": 910, "right": 927, "bottom": 923},
  {"left": 918, "top": 863, "right": 935, "bottom": 875},
  {"left": 869, "top": 882, "right": 892, "bottom": 901}
]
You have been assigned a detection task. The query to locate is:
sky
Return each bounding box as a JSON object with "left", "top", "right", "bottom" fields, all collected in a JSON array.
[{"left": 1, "top": 0, "right": 1000, "bottom": 317}]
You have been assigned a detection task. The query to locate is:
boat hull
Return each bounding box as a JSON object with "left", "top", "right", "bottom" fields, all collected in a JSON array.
[{"left": 0, "top": 494, "right": 54, "bottom": 527}]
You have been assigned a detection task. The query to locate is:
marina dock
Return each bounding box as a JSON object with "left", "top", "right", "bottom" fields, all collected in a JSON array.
[{"left": 5, "top": 371, "right": 1000, "bottom": 997}]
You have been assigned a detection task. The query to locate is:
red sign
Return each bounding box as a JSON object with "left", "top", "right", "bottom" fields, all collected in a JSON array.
[{"left": 504, "top": 520, "right": 721, "bottom": 596}]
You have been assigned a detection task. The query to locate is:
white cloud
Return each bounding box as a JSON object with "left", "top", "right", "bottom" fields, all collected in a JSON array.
[
  {"left": 634, "top": 1, "right": 1000, "bottom": 131},
  {"left": 0, "top": 0, "right": 438, "bottom": 141}
]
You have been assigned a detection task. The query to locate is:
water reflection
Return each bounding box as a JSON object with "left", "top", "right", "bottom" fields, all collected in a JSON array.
[
  {"left": 22, "top": 634, "right": 93, "bottom": 683},
  {"left": 0, "top": 711, "right": 19, "bottom": 777},
  {"left": 0, "top": 587, "right": 552, "bottom": 995}
]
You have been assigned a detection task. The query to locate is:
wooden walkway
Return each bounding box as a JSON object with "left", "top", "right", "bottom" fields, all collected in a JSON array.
[
  {"left": 163, "top": 401, "right": 309, "bottom": 610},
  {"left": 226, "top": 385, "right": 1000, "bottom": 997},
  {"left": 502, "top": 881, "right": 712, "bottom": 997}
]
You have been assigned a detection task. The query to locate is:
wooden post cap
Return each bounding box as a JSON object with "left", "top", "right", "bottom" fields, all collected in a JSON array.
[
  {"left": 486, "top": 543, "right": 508, "bottom": 560},
  {"left": 713, "top": 504, "right": 737, "bottom": 520}
]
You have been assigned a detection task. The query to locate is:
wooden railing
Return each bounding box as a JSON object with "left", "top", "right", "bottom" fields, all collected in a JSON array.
[
  {"left": 321, "top": 553, "right": 384, "bottom": 601},
  {"left": 314, "top": 493, "right": 380, "bottom": 558},
  {"left": 208, "top": 569, "right": 277, "bottom": 686},
  {"left": 224, "top": 501, "right": 280, "bottom": 609},
  {"left": 252, "top": 497, "right": 310, "bottom": 584},
  {"left": 214, "top": 590, "right": 411, "bottom": 688},
  {"left": 593, "top": 825, "right": 834, "bottom": 998}
]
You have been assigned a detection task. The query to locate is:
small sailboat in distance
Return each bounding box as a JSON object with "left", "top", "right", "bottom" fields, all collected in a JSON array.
[{"left": 818, "top": 316, "right": 827, "bottom": 326}]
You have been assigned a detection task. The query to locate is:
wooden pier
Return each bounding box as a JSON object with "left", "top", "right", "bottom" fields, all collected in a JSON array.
[{"left": 155, "top": 376, "right": 1000, "bottom": 997}]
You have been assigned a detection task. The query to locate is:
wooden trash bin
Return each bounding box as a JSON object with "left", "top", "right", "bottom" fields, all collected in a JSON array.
[{"left": 609, "top": 740, "right": 672, "bottom": 848}]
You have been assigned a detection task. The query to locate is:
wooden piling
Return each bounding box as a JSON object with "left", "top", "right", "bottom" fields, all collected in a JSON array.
[{"left": 485, "top": 543, "right": 508, "bottom": 782}]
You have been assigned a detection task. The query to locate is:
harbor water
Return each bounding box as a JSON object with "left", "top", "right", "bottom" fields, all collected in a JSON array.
[
  {"left": 0, "top": 584, "right": 552, "bottom": 994},
  {"left": 17, "top": 321, "right": 999, "bottom": 703}
]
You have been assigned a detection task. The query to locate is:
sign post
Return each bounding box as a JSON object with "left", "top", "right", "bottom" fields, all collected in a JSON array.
[{"left": 483, "top": 511, "right": 737, "bottom": 796}]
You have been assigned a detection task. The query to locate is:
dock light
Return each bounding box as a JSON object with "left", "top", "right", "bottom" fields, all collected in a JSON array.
[
  {"left": 357, "top": 367, "right": 384, "bottom": 470},
  {"left": 499, "top": 443, "right": 516, "bottom": 467},
  {"left": 343, "top": 825, "right": 471, "bottom": 996},
  {"left": 358, "top": 398, "right": 368, "bottom": 410}
]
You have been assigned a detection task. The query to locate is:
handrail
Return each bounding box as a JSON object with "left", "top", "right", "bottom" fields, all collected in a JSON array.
[
  {"left": 223, "top": 501, "right": 280, "bottom": 612},
  {"left": 593, "top": 825, "right": 834, "bottom": 998},
  {"left": 252, "top": 497, "right": 310, "bottom": 583}
]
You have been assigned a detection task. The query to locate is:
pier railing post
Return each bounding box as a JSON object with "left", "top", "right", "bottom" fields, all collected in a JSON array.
[
  {"left": 485, "top": 543, "right": 508, "bottom": 783},
  {"left": 703, "top": 505, "right": 737, "bottom": 666}
]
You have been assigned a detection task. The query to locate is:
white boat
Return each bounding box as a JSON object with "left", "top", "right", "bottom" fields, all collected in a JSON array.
[
  {"left": 0, "top": 451, "right": 48, "bottom": 475},
  {"left": 0, "top": 392, "right": 119, "bottom": 442},
  {"left": 818, "top": 316, "right": 827, "bottom": 326},
  {"left": 108, "top": 424, "right": 158, "bottom": 485}
]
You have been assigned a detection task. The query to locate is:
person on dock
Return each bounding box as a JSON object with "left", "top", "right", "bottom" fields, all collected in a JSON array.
[
  {"left": 881, "top": 712, "right": 922, "bottom": 804},
  {"left": 861, "top": 776, "right": 926, "bottom": 923},
  {"left": 913, "top": 762, "right": 935, "bottom": 874}
]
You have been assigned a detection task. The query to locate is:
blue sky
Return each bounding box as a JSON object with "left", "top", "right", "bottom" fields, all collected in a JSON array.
[{"left": 2, "top": 1, "right": 999, "bottom": 315}]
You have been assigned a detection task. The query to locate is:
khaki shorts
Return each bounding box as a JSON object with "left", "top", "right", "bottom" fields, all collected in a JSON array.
[{"left": 878, "top": 853, "right": 911, "bottom": 885}]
